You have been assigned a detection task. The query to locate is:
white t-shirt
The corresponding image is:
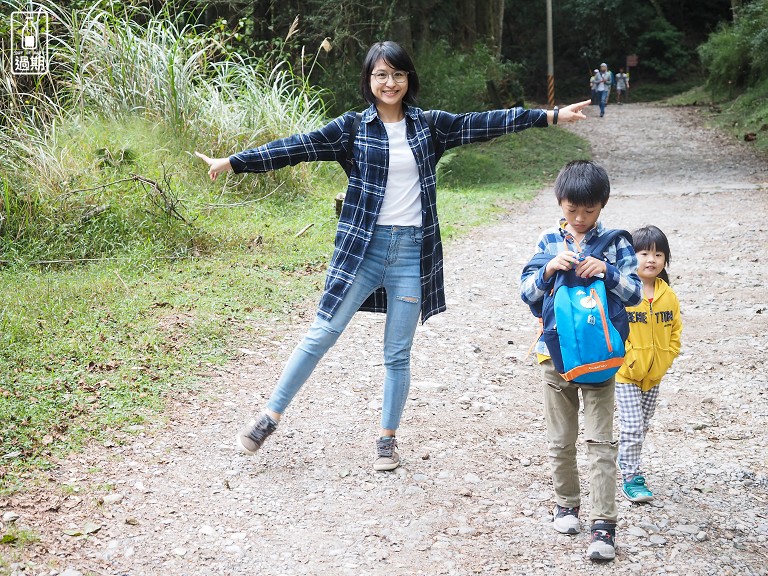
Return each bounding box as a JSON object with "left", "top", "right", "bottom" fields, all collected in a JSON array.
[
  {"left": 596, "top": 72, "right": 611, "bottom": 92},
  {"left": 377, "top": 118, "right": 422, "bottom": 226}
]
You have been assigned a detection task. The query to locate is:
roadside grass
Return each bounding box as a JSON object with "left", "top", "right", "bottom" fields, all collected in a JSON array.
[
  {"left": 0, "top": 178, "right": 340, "bottom": 490},
  {"left": 0, "top": 3, "right": 328, "bottom": 265},
  {"left": 0, "top": 122, "right": 588, "bottom": 497},
  {"left": 627, "top": 77, "right": 705, "bottom": 103},
  {"left": 664, "top": 79, "right": 768, "bottom": 155},
  {"left": 0, "top": 525, "right": 39, "bottom": 571}
]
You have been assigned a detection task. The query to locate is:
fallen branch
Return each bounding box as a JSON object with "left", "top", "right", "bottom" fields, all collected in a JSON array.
[
  {"left": 136, "top": 168, "right": 188, "bottom": 224},
  {"left": 69, "top": 171, "right": 188, "bottom": 224},
  {"left": 202, "top": 181, "right": 285, "bottom": 208},
  {"left": 78, "top": 204, "right": 110, "bottom": 223},
  {"left": 69, "top": 177, "right": 136, "bottom": 194},
  {"left": 114, "top": 270, "right": 130, "bottom": 292},
  {"left": 295, "top": 223, "right": 314, "bottom": 237}
]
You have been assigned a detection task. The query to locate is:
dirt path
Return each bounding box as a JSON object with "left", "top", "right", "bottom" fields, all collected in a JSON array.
[{"left": 3, "top": 103, "right": 768, "bottom": 576}]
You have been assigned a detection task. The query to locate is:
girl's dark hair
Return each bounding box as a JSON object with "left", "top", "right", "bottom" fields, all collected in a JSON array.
[
  {"left": 553, "top": 160, "right": 610, "bottom": 207},
  {"left": 360, "top": 41, "right": 419, "bottom": 106},
  {"left": 631, "top": 225, "right": 671, "bottom": 284}
]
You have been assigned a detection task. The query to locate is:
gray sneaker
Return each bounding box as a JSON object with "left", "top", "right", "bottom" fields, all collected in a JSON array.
[
  {"left": 373, "top": 436, "right": 400, "bottom": 471},
  {"left": 236, "top": 413, "right": 278, "bottom": 455},
  {"left": 587, "top": 521, "right": 616, "bottom": 561},
  {"left": 553, "top": 504, "right": 581, "bottom": 534}
]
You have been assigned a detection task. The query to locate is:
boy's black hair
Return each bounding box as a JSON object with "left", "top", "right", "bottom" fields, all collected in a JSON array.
[
  {"left": 360, "top": 41, "right": 419, "bottom": 106},
  {"left": 553, "top": 160, "right": 610, "bottom": 207},
  {"left": 631, "top": 225, "right": 672, "bottom": 284}
]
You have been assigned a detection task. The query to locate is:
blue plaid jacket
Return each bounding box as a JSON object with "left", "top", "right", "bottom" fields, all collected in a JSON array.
[
  {"left": 230, "top": 103, "right": 548, "bottom": 323},
  {"left": 520, "top": 219, "right": 642, "bottom": 355}
]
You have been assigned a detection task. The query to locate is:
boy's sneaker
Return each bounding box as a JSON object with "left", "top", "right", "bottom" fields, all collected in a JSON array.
[
  {"left": 236, "top": 413, "right": 278, "bottom": 455},
  {"left": 587, "top": 521, "right": 616, "bottom": 561},
  {"left": 552, "top": 504, "right": 581, "bottom": 534},
  {"left": 373, "top": 436, "right": 400, "bottom": 471},
  {"left": 622, "top": 475, "right": 654, "bottom": 502}
]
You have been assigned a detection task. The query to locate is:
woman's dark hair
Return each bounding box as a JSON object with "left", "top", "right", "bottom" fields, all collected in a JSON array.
[
  {"left": 360, "top": 41, "right": 419, "bottom": 106},
  {"left": 631, "top": 225, "right": 671, "bottom": 284},
  {"left": 553, "top": 160, "right": 611, "bottom": 207}
]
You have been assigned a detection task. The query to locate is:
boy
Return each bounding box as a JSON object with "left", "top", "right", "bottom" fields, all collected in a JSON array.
[{"left": 520, "top": 160, "right": 642, "bottom": 561}]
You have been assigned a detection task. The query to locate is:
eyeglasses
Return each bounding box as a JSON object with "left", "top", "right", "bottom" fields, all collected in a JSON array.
[{"left": 371, "top": 71, "right": 408, "bottom": 84}]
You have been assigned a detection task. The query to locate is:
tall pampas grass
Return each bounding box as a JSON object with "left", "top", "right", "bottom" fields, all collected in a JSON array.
[{"left": 0, "top": 1, "right": 330, "bottom": 261}]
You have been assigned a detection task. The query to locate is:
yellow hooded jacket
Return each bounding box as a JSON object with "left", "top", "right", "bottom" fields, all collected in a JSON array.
[{"left": 616, "top": 277, "right": 682, "bottom": 392}]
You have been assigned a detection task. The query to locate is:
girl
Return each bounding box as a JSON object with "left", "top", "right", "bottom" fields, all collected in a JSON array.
[
  {"left": 616, "top": 225, "right": 682, "bottom": 501},
  {"left": 196, "top": 40, "right": 591, "bottom": 471}
]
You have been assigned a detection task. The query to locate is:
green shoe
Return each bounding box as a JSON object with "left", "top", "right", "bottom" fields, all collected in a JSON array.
[{"left": 622, "top": 475, "right": 654, "bottom": 503}]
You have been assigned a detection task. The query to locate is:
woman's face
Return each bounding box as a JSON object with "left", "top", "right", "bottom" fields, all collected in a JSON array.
[{"left": 369, "top": 58, "right": 408, "bottom": 108}]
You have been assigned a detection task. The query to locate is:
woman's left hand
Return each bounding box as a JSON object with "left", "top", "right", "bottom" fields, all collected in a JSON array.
[{"left": 556, "top": 100, "right": 592, "bottom": 123}]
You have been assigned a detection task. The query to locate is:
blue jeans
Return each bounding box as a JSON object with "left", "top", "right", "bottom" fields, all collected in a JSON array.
[
  {"left": 598, "top": 90, "right": 608, "bottom": 116},
  {"left": 266, "top": 225, "right": 423, "bottom": 431}
]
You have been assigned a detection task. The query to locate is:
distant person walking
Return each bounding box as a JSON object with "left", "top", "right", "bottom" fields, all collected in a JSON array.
[
  {"left": 195, "top": 40, "right": 591, "bottom": 472},
  {"left": 615, "top": 68, "right": 629, "bottom": 104},
  {"left": 590, "top": 69, "right": 600, "bottom": 105},
  {"left": 596, "top": 63, "right": 612, "bottom": 118}
]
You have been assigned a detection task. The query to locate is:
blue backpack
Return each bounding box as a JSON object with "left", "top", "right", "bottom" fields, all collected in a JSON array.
[{"left": 524, "top": 230, "right": 632, "bottom": 384}]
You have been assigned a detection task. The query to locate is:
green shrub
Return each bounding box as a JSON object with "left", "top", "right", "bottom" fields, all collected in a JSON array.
[
  {"left": 635, "top": 17, "right": 691, "bottom": 81},
  {"left": 416, "top": 40, "right": 524, "bottom": 112},
  {"left": 699, "top": 0, "right": 768, "bottom": 91},
  {"left": 698, "top": 24, "right": 750, "bottom": 88}
]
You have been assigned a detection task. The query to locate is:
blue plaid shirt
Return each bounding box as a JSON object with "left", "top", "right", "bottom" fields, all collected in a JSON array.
[
  {"left": 520, "top": 219, "right": 642, "bottom": 355},
  {"left": 230, "top": 103, "right": 548, "bottom": 322}
]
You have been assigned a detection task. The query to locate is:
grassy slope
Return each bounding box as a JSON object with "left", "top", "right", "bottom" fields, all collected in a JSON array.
[
  {"left": 0, "top": 122, "right": 588, "bottom": 495},
  {"left": 665, "top": 79, "right": 768, "bottom": 155}
]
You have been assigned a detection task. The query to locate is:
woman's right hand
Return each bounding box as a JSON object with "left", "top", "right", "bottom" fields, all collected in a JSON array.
[{"left": 194, "top": 152, "right": 232, "bottom": 181}]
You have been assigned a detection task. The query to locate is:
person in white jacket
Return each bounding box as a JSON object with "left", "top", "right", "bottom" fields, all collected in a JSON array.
[{"left": 596, "top": 62, "right": 612, "bottom": 117}]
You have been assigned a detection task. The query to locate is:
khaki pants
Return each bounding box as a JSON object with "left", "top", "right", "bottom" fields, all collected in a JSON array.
[{"left": 541, "top": 361, "right": 618, "bottom": 523}]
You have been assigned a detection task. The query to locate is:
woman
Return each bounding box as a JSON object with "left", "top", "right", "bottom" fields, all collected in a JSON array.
[{"left": 196, "top": 41, "right": 590, "bottom": 471}]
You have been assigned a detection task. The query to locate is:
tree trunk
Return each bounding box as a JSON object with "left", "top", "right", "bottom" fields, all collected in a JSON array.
[
  {"left": 648, "top": 0, "right": 665, "bottom": 19},
  {"left": 477, "top": 0, "right": 490, "bottom": 39},
  {"left": 472, "top": 0, "right": 504, "bottom": 54},
  {"left": 461, "top": 0, "right": 477, "bottom": 48},
  {"left": 411, "top": 0, "right": 440, "bottom": 53},
  {"left": 492, "top": 0, "right": 504, "bottom": 56},
  {"left": 390, "top": 0, "right": 414, "bottom": 54},
  {"left": 731, "top": 0, "right": 742, "bottom": 21}
]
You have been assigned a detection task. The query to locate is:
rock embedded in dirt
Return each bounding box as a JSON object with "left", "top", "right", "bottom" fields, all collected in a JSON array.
[{"left": 2, "top": 511, "right": 20, "bottom": 524}]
